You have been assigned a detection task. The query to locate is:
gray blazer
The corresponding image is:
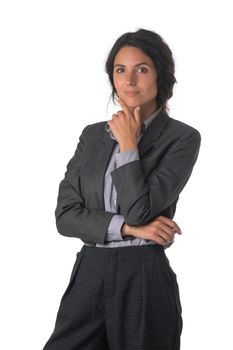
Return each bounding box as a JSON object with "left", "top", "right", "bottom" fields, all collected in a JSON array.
[{"left": 55, "top": 109, "right": 201, "bottom": 245}]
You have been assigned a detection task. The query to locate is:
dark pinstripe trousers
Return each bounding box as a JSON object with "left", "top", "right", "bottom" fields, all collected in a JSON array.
[{"left": 42, "top": 244, "right": 182, "bottom": 350}]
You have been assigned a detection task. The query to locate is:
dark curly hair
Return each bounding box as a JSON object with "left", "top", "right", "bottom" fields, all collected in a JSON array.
[{"left": 105, "top": 28, "right": 177, "bottom": 112}]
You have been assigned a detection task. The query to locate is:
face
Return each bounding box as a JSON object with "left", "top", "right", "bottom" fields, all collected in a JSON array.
[{"left": 113, "top": 46, "right": 158, "bottom": 119}]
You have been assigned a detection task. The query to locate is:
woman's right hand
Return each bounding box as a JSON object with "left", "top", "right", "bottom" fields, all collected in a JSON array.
[{"left": 121, "top": 216, "right": 182, "bottom": 246}]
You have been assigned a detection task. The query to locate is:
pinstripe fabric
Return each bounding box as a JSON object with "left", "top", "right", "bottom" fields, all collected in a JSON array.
[{"left": 42, "top": 244, "right": 182, "bottom": 349}]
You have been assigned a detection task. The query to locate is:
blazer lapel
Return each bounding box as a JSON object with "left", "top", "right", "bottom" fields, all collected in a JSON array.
[
  {"left": 138, "top": 109, "right": 170, "bottom": 157},
  {"left": 95, "top": 109, "right": 170, "bottom": 209}
]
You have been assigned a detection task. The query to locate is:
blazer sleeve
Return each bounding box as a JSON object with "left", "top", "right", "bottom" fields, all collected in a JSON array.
[
  {"left": 105, "top": 148, "right": 140, "bottom": 241},
  {"left": 110, "top": 129, "right": 201, "bottom": 226},
  {"left": 54, "top": 125, "right": 115, "bottom": 245}
]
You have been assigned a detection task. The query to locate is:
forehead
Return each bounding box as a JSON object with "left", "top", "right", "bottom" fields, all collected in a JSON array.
[{"left": 114, "top": 46, "right": 153, "bottom": 65}]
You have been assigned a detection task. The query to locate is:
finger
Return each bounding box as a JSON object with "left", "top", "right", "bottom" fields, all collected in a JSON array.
[
  {"left": 175, "top": 226, "right": 182, "bottom": 235},
  {"left": 118, "top": 97, "right": 131, "bottom": 117},
  {"left": 153, "top": 236, "right": 166, "bottom": 246},
  {"left": 160, "top": 227, "right": 175, "bottom": 242},
  {"left": 152, "top": 225, "right": 174, "bottom": 244},
  {"left": 133, "top": 106, "right": 141, "bottom": 124},
  {"left": 155, "top": 231, "right": 174, "bottom": 246},
  {"left": 159, "top": 223, "right": 175, "bottom": 238},
  {"left": 116, "top": 110, "right": 125, "bottom": 118},
  {"left": 157, "top": 216, "right": 182, "bottom": 235},
  {"left": 172, "top": 223, "right": 182, "bottom": 235},
  {"left": 112, "top": 111, "right": 123, "bottom": 119},
  {"left": 169, "top": 222, "right": 182, "bottom": 235}
]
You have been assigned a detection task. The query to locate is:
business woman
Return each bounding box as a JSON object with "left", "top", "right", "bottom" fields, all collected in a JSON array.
[{"left": 42, "top": 28, "right": 201, "bottom": 350}]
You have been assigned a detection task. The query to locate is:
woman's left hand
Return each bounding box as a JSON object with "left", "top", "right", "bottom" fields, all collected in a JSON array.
[{"left": 107, "top": 97, "right": 141, "bottom": 152}]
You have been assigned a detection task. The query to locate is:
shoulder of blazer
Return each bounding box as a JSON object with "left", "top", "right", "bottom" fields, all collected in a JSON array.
[
  {"left": 163, "top": 115, "right": 201, "bottom": 143},
  {"left": 82, "top": 121, "right": 106, "bottom": 141}
]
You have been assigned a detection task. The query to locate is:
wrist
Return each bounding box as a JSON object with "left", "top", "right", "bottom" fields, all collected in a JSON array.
[
  {"left": 121, "top": 223, "right": 134, "bottom": 236},
  {"left": 119, "top": 140, "right": 137, "bottom": 152}
]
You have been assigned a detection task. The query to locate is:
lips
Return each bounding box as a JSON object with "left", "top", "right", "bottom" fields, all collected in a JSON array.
[{"left": 125, "top": 91, "right": 140, "bottom": 97}]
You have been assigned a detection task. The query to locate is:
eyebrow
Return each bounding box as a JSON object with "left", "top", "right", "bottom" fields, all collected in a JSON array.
[{"left": 114, "top": 62, "right": 150, "bottom": 68}]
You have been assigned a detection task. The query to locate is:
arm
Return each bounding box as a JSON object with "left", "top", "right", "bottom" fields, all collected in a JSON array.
[
  {"left": 110, "top": 130, "right": 201, "bottom": 226},
  {"left": 105, "top": 148, "right": 139, "bottom": 242},
  {"left": 121, "top": 216, "right": 181, "bottom": 248},
  {"left": 55, "top": 125, "right": 115, "bottom": 245},
  {"left": 105, "top": 148, "right": 182, "bottom": 246}
]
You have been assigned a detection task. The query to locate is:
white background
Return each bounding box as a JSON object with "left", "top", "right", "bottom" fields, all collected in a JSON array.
[{"left": 1, "top": 0, "right": 232, "bottom": 349}]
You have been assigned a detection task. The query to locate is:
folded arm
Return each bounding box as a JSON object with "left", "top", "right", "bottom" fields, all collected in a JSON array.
[{"left": 110, "top": 130, "right": 201, "bottom": 226}]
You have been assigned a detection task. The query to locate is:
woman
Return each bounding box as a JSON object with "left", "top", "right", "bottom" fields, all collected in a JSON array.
[{"left": 43, "top": 29, "right": 201, "bottom": 350}]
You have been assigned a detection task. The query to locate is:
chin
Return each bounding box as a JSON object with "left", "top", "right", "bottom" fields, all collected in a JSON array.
[
  {"left": 125, "top": 101, "right": 140, "bottom": 109},
  {"left": 127, "top": 103, "right": 138, "bottom": 108}
]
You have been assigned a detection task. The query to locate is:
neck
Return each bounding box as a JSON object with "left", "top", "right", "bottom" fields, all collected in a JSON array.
[{"left": 140, "top": 107, "right": 158, "bottom": 122}]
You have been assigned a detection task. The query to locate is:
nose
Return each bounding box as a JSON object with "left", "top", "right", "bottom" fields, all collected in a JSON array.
[{"left": 125, "top": 71, "right": 136, "bottom": 86}]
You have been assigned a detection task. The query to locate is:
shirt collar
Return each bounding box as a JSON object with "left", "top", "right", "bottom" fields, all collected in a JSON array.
[{"left": 142, "top": 106, "right": 162, "bottom": 131}]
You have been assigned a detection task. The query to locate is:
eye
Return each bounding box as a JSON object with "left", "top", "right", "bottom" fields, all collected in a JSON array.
[
  {"left": 137, "top": 66, "right": 148, "bottom": 73},
  {"left": 115, "top": 67, "right": 124, "bottom": 73}
]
